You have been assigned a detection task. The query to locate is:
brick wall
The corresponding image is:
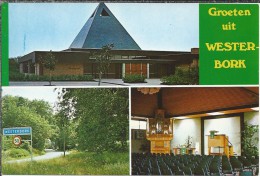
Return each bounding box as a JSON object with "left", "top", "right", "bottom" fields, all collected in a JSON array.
[{"left": 43, "top": 62, "right": 84, "bottom": 76}]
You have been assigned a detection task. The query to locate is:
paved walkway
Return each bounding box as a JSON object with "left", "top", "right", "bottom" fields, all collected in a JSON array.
[
  {"left": 5, "top": 149, "right": 69, "bottom": 163},
  {"left": 98, "top": 79, "right": 162, "bottom": 86},
  {"left": 9, "top": 79, "right": 162, "bottom": 86}
]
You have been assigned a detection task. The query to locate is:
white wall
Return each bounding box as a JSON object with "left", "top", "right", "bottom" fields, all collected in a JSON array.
[
  {"left": 171, "top": 118, "right": 201, "bottom": 154},
  {"left": 204, "top": 116, "right": 241, "bottom": 155}
]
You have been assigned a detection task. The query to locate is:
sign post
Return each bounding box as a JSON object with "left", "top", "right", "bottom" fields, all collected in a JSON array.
[{"left": 3, "top": 127, "right": 33, "bottom": 161}]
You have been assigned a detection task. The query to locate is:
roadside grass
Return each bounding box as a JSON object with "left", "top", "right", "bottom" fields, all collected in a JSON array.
[
  {"left": 3, "top": 151, "right": 129, "bottom": 175},
  {"left": 3, "top": 148, "right": 45, "bottom": 161}
]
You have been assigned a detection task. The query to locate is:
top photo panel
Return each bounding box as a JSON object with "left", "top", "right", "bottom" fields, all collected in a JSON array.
[{"left": 2, "top": 3, "right": 259, "bottom": 86}]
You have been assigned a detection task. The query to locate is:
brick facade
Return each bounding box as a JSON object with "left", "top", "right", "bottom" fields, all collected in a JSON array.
[{"left": 42, "top": 62, "right": 84, "bottom": 76}]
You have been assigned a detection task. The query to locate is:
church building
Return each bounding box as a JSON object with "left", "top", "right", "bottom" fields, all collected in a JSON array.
[{"left": 18, "top": 3, "right": 198, "bottom": 79}]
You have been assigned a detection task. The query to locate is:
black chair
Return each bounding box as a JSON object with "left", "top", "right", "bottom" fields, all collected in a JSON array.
[
  {"left": 222, "top": 161, "right": 233, "bottom": 174},
  {"left": 183, "top": 166, "right": 193, "bottom": 175},
  {"left": 194, "top": 166, "right": 206, "bottom": 176},
  {"left": 209, "top": 162, "right": 221, "bottom": 175},
  {"left": 175, "top": 169, "right": 185, "bottom": 175},
  {"left": 170, "top": 164, "right": 180, "bottom": 175},
  {"left": 150, "top": 166, "right": 161, "bottom": 175},
  {"left": 230, "top": 159, "right": 243, "bottom": 173},
  {"left": 160, "top": 165, "right": 172, "bottom": 175}
]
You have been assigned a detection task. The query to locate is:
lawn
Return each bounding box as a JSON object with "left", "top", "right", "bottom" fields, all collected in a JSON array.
[{"left": 3, "top": 151, "right": 129, "bottom": 175}]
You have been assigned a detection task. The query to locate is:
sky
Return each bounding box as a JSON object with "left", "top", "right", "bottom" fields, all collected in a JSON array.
[
  {"left": 9, "top": 3, "right": 199, "bottom": 58},
  {"left": 2, "top": 87, "right": 59, "bottom": 108}
]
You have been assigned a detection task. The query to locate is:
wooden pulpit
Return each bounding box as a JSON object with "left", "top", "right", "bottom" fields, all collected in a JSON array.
[{"left": 208, "top": 134, "right": 234, "bottom": 157}]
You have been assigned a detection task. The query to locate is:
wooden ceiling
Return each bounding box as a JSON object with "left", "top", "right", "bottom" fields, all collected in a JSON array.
[{"left": 131, "top": 87, "right": 259, "bottom": 119}]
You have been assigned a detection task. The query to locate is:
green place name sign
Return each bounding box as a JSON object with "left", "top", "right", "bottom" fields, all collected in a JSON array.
[{"left": 199, "top": 4, "right": 259, "bottom": 85}]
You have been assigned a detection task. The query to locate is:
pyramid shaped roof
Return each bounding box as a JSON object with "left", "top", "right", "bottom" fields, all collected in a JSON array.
[{"left": 69, "top": 3, "right": 141, "bottom": 50}]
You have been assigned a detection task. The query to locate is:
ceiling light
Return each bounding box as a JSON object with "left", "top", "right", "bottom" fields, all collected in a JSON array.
[
  {"left": 251, "top": 107, "right": 259, "bottom": 111},
  {"left": 207, "top": 112, "right": 224, "bottom": 116},
  {"left": 174, "top": 116, "right": 188, "bottom": 120},
  {"left": 137, "top": 88, "right": 160, "bottom": 95}
]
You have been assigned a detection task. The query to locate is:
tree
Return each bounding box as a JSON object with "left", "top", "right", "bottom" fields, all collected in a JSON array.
[
  {"left": 39, "top": 50, "right": 57, "bottom": 86},
  {"left": 2, "top": 96, "right": 55, "bottom": 151},
  {"left": 9, "top": 57, "right": 21, "bottom": 73},
  {"left": 92, "top": 44, "right": 114, "bottom": 86},
  {"left": 58, "top": 88, "right": 129, "bottom": 153},
  {"left": 9, "top": 56, "right": 23, "bottom": 81},
  {"left": 55, "top": 88, "right": 76, "bottom": 156}
]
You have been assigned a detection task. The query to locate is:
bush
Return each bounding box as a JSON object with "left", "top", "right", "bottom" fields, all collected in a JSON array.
[
  {"left": 9, "top": 72, "right": 26, "bottom": 81},
  {"left": 122, "top": 74, "right": 146, "bottom": 83},
  {"left": 10, "top": 74, "right": 94, "bottom": 82},
  {"left": 20, "top": 142, "right": 31, "bottom": 151},
  {"left": 4, "top": 148, "right": 30, "bottom": 158},
  {"left": 161, "top": 67, "right": 199, "bottom": 85},
  {"left": 32, "top": 148, "right": 45, "bottom": 155}
]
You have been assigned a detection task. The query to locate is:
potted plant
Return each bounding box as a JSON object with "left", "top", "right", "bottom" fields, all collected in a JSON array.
[{"left": 242, "top": 121, "right": 259, "bottom": 157}]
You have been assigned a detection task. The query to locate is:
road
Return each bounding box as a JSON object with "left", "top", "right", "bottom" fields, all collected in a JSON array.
[{"left": 5, "top": 149, "right": 69, "bottom": 163}]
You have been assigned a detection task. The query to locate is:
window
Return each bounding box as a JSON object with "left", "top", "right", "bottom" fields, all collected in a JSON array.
[{"left": 100, "top": 9, "right": 110, "bottom": 16}]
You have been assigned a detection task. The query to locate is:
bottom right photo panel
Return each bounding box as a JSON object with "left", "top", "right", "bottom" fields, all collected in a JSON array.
[{"left": 131, "top": 87, "right": 259, "bottom": 176}]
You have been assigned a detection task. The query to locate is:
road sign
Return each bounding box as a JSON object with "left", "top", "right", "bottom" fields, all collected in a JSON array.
[
  {"left": 3, "top": 127, "right": 32, "bottom": 136},
  {"left": 3, "top": 127, "right": 33, "bottom": 162},
  {"left": 13, "top": 136, "right": 22, "bottom": 146}
]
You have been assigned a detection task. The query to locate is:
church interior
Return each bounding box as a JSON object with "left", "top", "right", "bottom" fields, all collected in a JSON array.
[{"left": 131, "top": 87, "right": 259, "bottom": 175}]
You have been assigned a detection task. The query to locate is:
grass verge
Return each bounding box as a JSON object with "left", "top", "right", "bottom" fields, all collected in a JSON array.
[{"left": 3, "top": 151, "right": 129, "bottom": 175}]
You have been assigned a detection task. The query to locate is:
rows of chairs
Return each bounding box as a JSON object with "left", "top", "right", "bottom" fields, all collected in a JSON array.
[{"left": 132, "top": 153, "right": 259, "bottom": 175}]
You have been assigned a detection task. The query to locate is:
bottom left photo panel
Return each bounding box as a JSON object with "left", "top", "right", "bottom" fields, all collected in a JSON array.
[{"left": 1, "top": 87, "right": 130, "bottom": 175}]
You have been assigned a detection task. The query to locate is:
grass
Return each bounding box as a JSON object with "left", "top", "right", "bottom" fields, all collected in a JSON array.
[
  {"left": 3, "top": 148, "right": 45, "bottom": 161},
  {"left": 3, "top": 151, "right": 129, "bottom": 175}
]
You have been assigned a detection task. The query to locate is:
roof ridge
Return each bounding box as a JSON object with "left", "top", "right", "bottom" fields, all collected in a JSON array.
[{"left": 82, "top": 3, "right": 100, "bottom": 48}]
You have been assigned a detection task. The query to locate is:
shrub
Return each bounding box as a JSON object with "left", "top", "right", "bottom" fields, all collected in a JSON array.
[
  {"left": 122, "top": 74, "right": 146, "bottom": 83},
  {"left": 10, "top": 74, "right": 94, "bottom": 82},
  {"left": 20, "top": 142, "right": 31, "bottom": 151},
  {"left": 161, "top": 67, "right": 199, "bottom": 85},
  {"left": 9, "top": 72, "right": 26, "bottom": 81},
  {"left": 4, "top": 148, "right": 30, "bottom": 158},
  {"left": 32, "top": 148, "right": 45, "bottom": 155}
]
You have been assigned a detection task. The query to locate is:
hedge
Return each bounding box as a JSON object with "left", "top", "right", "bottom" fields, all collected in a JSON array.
[
  {"left": 161, "top": 67, "right": 199, "bottom": 85},
  {"left": 122, "top": 74, "right": 146, "bottom": 83},
  {"left": 10, "top": 73, "right": 94, "bottom": 82}
]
